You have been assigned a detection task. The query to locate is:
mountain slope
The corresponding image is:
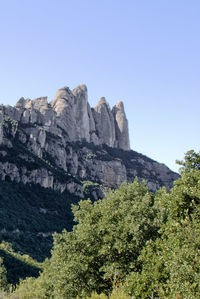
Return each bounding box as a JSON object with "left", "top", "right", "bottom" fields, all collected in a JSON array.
[
  {"left": 0, "top": 85, "right": 178, "bottom": 194},
  {"left": 0, "top": 85, "right": 179, "bottom": 260},
  {"left": 0, "top": 180, "right": 80, "bottom": 261}
]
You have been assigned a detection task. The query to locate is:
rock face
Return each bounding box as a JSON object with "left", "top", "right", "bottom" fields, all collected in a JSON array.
[
  {"left": 49, "top": 84, "right": 130, "bottom": 148},
  {"left": 0, "top": 84, "right": 179, "bottom": 198},
  {"left": 92, "top": 97, "right": 116, "bottom": 147},
  {"left": 112, "top": 101, "right": 130, "bottom": 150}
]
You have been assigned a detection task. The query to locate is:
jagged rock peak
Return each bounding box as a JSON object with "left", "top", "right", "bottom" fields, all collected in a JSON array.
[
  {"left": 72, "top": 85, "right": 88, "bottom": 106},
  {"left": 112, "top": 100, "right": 130, "bottom": 151},
  {"left": 72, "top": 84, "right": 87, "bottom": 96},
  {"left": 33, "top": 96, "right": 48, "bottom": 105},
  {"left": 94, "top": 97, "right": 112, "bottom": 111},
  {"left": 15, "top": 97, "right": 32, "bottom": 109},
  {"left": 32, "top": 97, "right": 48, "bottom": 111},
  {"left": 92, "top": 96, "right": 115, "bottom": 147},
  {"left": 97, "top": 96, "right": 108, "bottom": 105},
  {"left": 50, "top": 86, "right": 74, "bottom": 113},
  {"left": 115, "top": 100, "right": 125, "bottom": 110},
  {"left": 15, "top": 97, "right": 26, "bottom": 108},
  {"left": 48, "top": 85, "right": 130, "bottom": 150},
  {"left": 72, "top": 84, "right": 90, "bottom": 141},
  {"left": 2, "top": 84, "right": 131, "bottom": 151}
]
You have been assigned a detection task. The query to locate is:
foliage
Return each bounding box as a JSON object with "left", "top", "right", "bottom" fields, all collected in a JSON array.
[
  {"left": 77, "top": 286, "right": 131, "bottom": 298},
  {"left": 125, "top": 150, "right": 200, "bottom": 298},
  {"left": 0, "top": 242, "right": 41, "bottom": 286},
  {"left": 85, "top": 153, "right": 97, "bottom": 160},
  {"left": 82, "top": 180, "right": 100, "bottom": 195},
  {"left": 0, "top": 257, "right": 7, "bottom": 291},
  {"left": 9, "top": 150, "right": 200, "bottom": 298},
  {"left": 0, "top": 180, "right": 80, "bottom": 262},
  {"left": 3, "top": 115, "right": 18, "bottom": 132},
  {"left": 16, "top": 178, "right": 157, "bottom": 298}
]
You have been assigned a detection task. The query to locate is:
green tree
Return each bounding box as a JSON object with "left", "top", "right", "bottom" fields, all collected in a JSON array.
[
  {"left": 16, "top": 150, "right": 200, "bottom": 299},
  {"left": 125, "top": 150, "right": 200, "bottom": 298},
  {"left": 0, "top": 257, "right": 7, "bottom": 291},
  {"left": 16, "top": 179, "right": 157, "bottom": 298},
  {"left": 125, "top": 208, "right": 200, "bottom": 298}
]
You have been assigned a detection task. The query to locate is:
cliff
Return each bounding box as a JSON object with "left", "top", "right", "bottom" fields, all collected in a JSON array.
[
  {"left": 0, "top": 84, "right": 178, "bottom": 197},
  {"left": 0, "top": 84, "right": 179, "bottom": 260}
]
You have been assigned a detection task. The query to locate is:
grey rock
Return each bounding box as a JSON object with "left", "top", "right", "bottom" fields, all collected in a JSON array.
[
  {"left": 112, "top": 101, "right": 130, "bottom": 150},
  {"left": 0, "top": 84, "right": 179, "bottom": 198},
  {"left": 0, "top": 85, "right": 131, "bottom": 151},
  {"left": 93, "top": 97, "right": 116, "bottom": 147},
  {"left": 50, "top": 86, "right": 76, "bottom": 140},
  {"left": 72, "top": 84, "right": 91, "bottom": 141}
]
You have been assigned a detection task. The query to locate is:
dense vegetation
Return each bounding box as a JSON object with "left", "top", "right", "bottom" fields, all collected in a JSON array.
[
  {"left": 0, "top": 150, "right": 200, "bottom": 298},
  {"left": 0, "top": 180, "right": 80, "bottom": 262}
]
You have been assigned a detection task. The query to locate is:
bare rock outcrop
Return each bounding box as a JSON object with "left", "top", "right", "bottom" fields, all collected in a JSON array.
[
  {"left": 112, "top": 101, "right": 130, "bottom": 150},
  {"left": 50, "top": 86, "right": 76, "bottom": 139},
  {"left": 49, "top": 85, "right": 130, "bottom": 148},
  {"left": 72, "top": 84, "right": 91, "bottom": 141},
  {"left": 0, "top": 84, "right": 179, "bottom": 196},
  {"left": 92, "top": 97, "right": 116, "bottom": 147},
  {"left": 0, "top": 85, "right": 131, "bottom": 150}
]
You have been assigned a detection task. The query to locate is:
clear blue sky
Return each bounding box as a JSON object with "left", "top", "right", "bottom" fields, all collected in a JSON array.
[{"left": 0, "top": 0, "right": 200, "bottom": 172}]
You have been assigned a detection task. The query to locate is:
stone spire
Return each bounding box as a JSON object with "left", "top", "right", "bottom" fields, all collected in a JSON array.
[
  {"left": 8, "top": 84, "right": 131, "bottom": 151},
  {"left": 72, "top": 84, "right": 90, "bottom": 141},
  {"left": 112, "top": 101, "right": 130, "bottom": 150},
  {"left": 92, "top": 97, "right": 116, "bottom": 147}
]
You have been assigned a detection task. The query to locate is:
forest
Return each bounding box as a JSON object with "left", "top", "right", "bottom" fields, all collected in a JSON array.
[{"left": 0, "top": 150, "right": 200, "bottom": 298}]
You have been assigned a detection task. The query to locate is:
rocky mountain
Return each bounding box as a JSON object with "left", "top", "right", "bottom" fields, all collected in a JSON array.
[
  {"left": 0, "top": 84, "right": 179, "bottom": 260},
  {"left": 0, "top": 84, "right": 178, "bottom": 198}
]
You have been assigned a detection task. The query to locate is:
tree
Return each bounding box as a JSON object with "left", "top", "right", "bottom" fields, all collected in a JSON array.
[
  {"left": 16, "top": 179, "right": 157, "bottom": 298},
  {"left": 16, "top": 151, "right": 200, "bottom": 299},
  {"left": 125, "top": 208, "right": 200, "bottom": 298},
  {"left": 0, "top": 257, "right": 7, "bottom": 291},
  {"left": 125, "top": 150, "right": 200, "bottom": 298}
]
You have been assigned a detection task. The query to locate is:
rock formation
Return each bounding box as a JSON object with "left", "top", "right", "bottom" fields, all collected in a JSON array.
[
  {"left": 0, "top": 84, "right": 179, "bottom": 197},
  {"left": 48, "top": 84, "right": 130, "bottom": 149},
  {"left": 92, "top": 97, "right": 116, "bottom": 147},
  {"left": 112, "top": 101, "right": 130, "bottom": 150}
]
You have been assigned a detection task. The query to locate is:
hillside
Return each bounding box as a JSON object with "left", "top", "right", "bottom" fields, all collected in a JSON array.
[{"left": 0, "top": 85, "right": 179, "bottom": 261}]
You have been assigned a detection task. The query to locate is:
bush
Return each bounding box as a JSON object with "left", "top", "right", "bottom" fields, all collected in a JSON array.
[{"left": 16, "top": 179, "right": 157, "bottom": 298}]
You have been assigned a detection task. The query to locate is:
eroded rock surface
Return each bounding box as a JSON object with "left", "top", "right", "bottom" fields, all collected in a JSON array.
[
  {"left": 3, "top": 85, "right": 130, "bottom": 149},
  {"left": 112, "top": 101, "right": 130, "bottom": 150},
  {"left": 0, "top": 85, "right": 179, "bottom": 197}
]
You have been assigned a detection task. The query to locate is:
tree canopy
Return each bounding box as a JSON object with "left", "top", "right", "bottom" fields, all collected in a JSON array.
[{"left": 10, "top": 150, "right": 200, "bottom": 298}]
